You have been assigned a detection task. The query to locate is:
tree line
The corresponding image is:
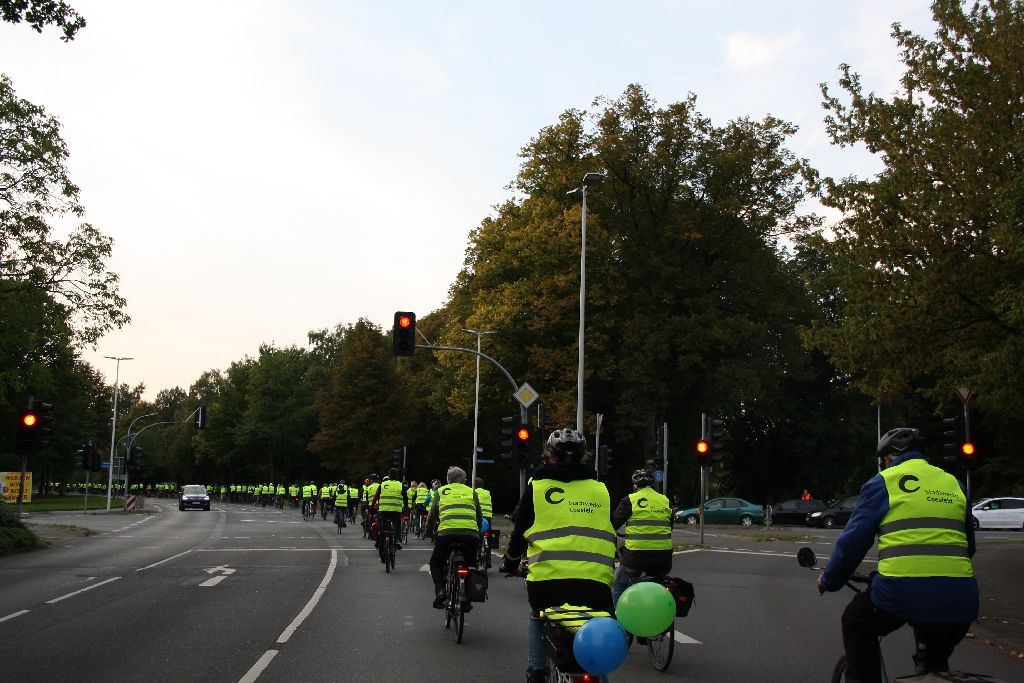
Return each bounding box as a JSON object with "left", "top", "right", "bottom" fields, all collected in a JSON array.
[{"left": 2, "top": 0, "right": 1022, "bottom": 512}]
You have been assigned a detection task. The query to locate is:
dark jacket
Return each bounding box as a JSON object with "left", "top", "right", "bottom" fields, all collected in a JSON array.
[
  {"left": 612, "top": 490, "right": 673, "bottom": 574},
  {"left": 821, "top": 452, "right": 979, "bottom": 623},
  {"left": 505, "top": 460, "right": 615, "bottom": 614}
]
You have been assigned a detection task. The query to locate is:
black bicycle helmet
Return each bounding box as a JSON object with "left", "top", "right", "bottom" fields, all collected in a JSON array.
[
  {"left": 631, "top": 469, "right": 652, "bottom": 487},
  {"left": 876, "top": 428, "right": 925, "bottom": 459},
  {"left": 545, "top": 428, "right": 586, "bottom": 460}
]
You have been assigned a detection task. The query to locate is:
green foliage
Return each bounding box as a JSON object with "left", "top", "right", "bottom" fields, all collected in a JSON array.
[
  {"left": 0, "top": 0, "right": 86, "bottom": 41},
  {"left": 0, "top": 74, "right": 127, "bottom": 346},
  {"left": 803, "top": 0, "right": 1024, "bottom": 490}
]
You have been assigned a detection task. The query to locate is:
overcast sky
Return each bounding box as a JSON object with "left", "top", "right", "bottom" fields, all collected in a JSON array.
[{"left": 2, "top": 1, "right": 936, "bottom": 398}]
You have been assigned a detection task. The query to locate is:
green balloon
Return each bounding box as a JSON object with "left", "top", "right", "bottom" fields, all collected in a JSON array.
[{"left": 615, "top": 581, "right": 675, "bottom": 637}]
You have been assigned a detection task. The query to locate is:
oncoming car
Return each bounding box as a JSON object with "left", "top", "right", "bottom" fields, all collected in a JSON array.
[
  {"left": 180, "top": 485, "right": 211, "bottom": 511},
  {"left": 674, "top": 497, "right": 764, "bottom": 526},
  {"left": 807, "top": 495, "right": 859, "bottom": 529}
]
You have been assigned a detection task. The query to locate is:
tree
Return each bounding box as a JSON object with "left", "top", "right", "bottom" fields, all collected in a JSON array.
[
  {"left": 802, "top": 0, "right": 1024, "bottom": 487},
  {"left": 310, "top": 319, "right": 409, "bottom": 476},
  {"left": 0, "top": 0, "right": 85, "bottom": 41},
  {"left": 437, "top": 84, "right": 830, "bottom": 504},
  {"left": 0, "top": 74, "right": 127, "bottom": 346}
]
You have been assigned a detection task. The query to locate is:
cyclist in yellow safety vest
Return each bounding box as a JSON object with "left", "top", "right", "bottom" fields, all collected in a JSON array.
[
  {"left": 414, "top": 482, "right": 430, "bottom": 527},
  {"left": 819, "top": 428, "right": 978, "bottom": 681},
  {"left": 426, "top": 466, "right": 481, "bottom": 609},
  {"left": 364, "top": 474, "right": 381, "bottom": 521},
  {"left": 501, "top": 428, "right": 615, "bottom": 683},
  {"left": 334, "top": 481, "right": 349, "bottom": 527},
  {"left": 301, "top": 481, "right": 317, "bottom": 514},
  {"left": 320, "top": 482, "right": 334, "bottom": 517},
  {"left": 611, "top": 469, "right": 673, "bottom": 603},
  {"left": 347, "top": 483, "right": 360, "bottom": 521},
  {"left": 474, "top": 477, "right": 494, "bottom": 568},
  {"left": 374, "top": 469, "right": 408, "bottom": 559}
]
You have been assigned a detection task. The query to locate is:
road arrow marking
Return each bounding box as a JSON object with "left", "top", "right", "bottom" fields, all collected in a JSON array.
[
  {"left": 674, "top": 631, "right": 702, "bottom": 645},
  {"left": 205, "top": 565, "right": 236, "bottom": 575}
]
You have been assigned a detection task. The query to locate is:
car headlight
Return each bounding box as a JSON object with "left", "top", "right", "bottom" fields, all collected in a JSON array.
[
  {"left": 181, "top": 496, "right": 187, "bottom": 501},
  {"left": 203, "top": 496, "right": 210, "bottom": 501},
  {"left": 810, "top": 512, "right": 822, "bottom": 517}
]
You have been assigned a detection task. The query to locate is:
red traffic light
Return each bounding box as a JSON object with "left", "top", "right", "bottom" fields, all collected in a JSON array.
[
  {"left": 696, "top": 439, "right": 709, "bottom": 454},
  {"left": 398, "top": 315, "right": 412, "bottom": 328},
  {"left": 516, "top": 427, "right": 530, "bottom": 441},
  {"left": 961, "top": 442, "right": 976, "bottom": 457},
  {"left": 21, "top": 412, "right": 38, "bottom": 428}
]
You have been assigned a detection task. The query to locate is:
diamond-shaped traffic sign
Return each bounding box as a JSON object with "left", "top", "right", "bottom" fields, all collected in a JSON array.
[{"left": 514, "top": 383, "right": 539, "bottom": 409}]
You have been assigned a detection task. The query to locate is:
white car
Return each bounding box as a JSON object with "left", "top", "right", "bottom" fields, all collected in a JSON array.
[{"left": 971, "top": 497, "right": 1024, "bottom": 530}]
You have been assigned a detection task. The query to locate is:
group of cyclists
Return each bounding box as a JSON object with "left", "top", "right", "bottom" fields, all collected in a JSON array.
[{"left": 208, "top": 422, "right": 980, "bottom": 682}]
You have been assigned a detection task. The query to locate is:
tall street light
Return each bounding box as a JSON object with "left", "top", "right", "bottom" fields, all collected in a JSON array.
[
  {"left": 103, "top": 355, "right": 133, "bottom": 511},
  {"left": 463, "top": 328, "right": 496, "bottom": 490},
  {"left": 566, "top": 171, "right": 606, "bottom": 432}
]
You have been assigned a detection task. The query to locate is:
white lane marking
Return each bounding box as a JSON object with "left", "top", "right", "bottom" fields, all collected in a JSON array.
[
  {"left": 240, "top": 519, "right": 256, "bottom": 522},
  {"left": 675, "top": 631, "right": 702, "bottom": 645},
  {"left": 673, "top": 549, "right": 704, "bottom": 555},
  {"left": 418, "top": 564, "right": 430, "bottom": 572},
  {"left": 197, "top": 548, "right": 328, "bottom": 552},
  {"left": 46, "top": 577, "right": 121, "bottom": 604},
  {"left": 136, "top": 549, "right": 192, "bottom": 572},
  {"left": 199, "top": 576, "right": 228, "bottom": 587},
  {"left": 0, "top": 610, "right": 29, "bottom": 623},
  {"left": 238, "top": 649, "right": 278, "bottom": 683},
  {"left": 276, "top": 549, "right": 337, "bottom": 644}
]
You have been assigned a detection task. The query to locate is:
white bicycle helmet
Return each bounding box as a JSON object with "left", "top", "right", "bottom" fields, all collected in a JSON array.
[{"left": 545, "top": 428, "right": 587, "bottom": 460}]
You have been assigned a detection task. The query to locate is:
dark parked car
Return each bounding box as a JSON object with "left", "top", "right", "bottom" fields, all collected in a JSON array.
[
  {"left": 179, "top": 484, "right": 211, "bottom": 511},
  {"left": 768, "top": 498, "right": 827, "bottom": 526},
  {"left": 807, "top": 496, "right": 860, "bottom": 529}
]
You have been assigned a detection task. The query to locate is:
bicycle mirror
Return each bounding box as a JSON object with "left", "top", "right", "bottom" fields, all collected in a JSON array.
[{"left": 797, "top": 547, "right": 817, "bottom": 568}]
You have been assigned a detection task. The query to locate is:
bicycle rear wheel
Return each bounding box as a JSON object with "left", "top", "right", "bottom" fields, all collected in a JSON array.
[
  {"left": 389, "top": 537, "right": 396, "bottom": 571},
  {"left": 646, "top": 624, "right": 675, "bottom": 671},
  {"left": 453, "top": 577, "right": 465, "bottom": 643},
  {"left": 830, "top": 655, "right": 847, "bottom": 683}
]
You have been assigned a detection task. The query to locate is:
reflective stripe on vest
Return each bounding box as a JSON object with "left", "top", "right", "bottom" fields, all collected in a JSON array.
[
  {"left": 348, "top": 487, "right": 359, "bottom": 500},
  {"left": 877, "top": 459, "right": 972, "bottom": 578},
  {"left": 524, "top": 478, "right": 615, "bottom": 585},
  {"left": 624, "top": 488, "right": 672, "bottom": 551},
  {"left": 437, "top": 483, "right": 479, "bottom": 535},
  {"left": 378, "top": 480, "right": 404, "bottom": 512}
]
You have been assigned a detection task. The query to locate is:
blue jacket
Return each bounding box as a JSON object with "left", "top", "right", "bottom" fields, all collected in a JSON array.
[{"left": 820, "top": 452, "right": 979, "bottom": 623}]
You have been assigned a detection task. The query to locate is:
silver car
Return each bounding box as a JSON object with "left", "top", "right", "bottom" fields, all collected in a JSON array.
[{"left": 972, "top": 497, "right": 1024, "bottom": 530}]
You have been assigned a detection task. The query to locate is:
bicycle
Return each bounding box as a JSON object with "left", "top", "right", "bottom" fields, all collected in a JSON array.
[
  {"left": 400, "top": 515, "right": 410, "bottom": 545},
  {"left": 534, "top": 607, "right": 609, "bottom": 682},
  {"left": 442, "top": 542, "right": 475, "bottom": 644},
  {"left": 797, "top": 547, "right": 1005, "bottom": 683},
  {"left": 301, "top": 499, "right": 314, "bottom": 521},
  {"left": 320, "top": 499, "right": 331, "bottom": 520},
  {"left": 762, "top": 504, "right": 774, "bottom": 528},
  {"left": 380, "top": 525, "right": 397, "bottom": 573},
  {"left": 477, "top": 529, "right": 492, "bottom": 570}
]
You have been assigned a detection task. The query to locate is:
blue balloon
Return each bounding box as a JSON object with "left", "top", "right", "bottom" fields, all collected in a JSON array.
[
  {"left": 572, "top": 617, "right": 628, "bottom": 676},
  {"left": 481, "top": 518, "right": 490, "bottom": 532}
]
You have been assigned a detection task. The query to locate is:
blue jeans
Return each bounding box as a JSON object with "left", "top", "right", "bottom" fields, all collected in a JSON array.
[
  {"left": 528, "top": 611, "right": 546, "bottom": 672},
  {"left": 611, "top": 563, "right": 667, "bottom": 605}
]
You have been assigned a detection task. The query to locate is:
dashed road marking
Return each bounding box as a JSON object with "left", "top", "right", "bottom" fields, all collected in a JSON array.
[
  {"left": 0, "top": 610, "right": 29, "bottom": 623},
  {"left": 46, "top": 577, "right": 121, "bottom": 604}
]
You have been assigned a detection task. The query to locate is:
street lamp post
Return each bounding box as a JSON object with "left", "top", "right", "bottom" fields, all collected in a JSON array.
[
  {"left": 463, "top": 328, "right": 496, "bottom": 490},
  {"left": 103, "top": 356, "right": 133, "bottom": 511},
  {"left": 566, "top": 171, "right": 606, "bottom": 432}
]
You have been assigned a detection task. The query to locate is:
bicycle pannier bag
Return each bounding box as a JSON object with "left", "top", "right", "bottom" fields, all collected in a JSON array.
[
  {"left": 466, "top": 567, "right": 488, "bottom": 602},
  {"left": 662, "top": 576, "right": 695, "bottom": 616}
]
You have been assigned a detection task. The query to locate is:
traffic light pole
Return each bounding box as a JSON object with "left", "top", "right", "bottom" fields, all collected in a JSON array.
[
  {"left": 416, "top": 342, "right": 529, "bottom": 495},
  {"left": 963, "top": 403, "right": 973, "bottom": 504}
]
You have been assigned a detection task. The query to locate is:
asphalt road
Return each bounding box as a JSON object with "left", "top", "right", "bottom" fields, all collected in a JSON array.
[{"left": 1, "top": 503, "right": 1020, "bottom": 682}]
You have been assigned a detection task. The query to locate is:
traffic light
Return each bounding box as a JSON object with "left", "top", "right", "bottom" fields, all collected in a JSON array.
[
  {"left": 695, "top": 439, "right": 709, "bottom": 467},
  {"left": 960, "top": 440, "right": 977, "bottom": 466},
  {"left": 538, "top": 404, "right": 550, "bottom": 432},
  {"left": 392, "top": 311, "right": 416, "bottom": 356},
  {"left": 512, "top": 422, "right": 533, "bottom": 468},
  {"left": 942, "top": 415, "right": 962, "bottom": 456},
  {"left": 17, "top": 400, "right": 53, "bottom": 453},
  {"left": 128, "top": 445, "right": 143, "bottom": 473},
  {"left": 391, "top": 448, "right": 403, "bottom": 470},
  {"left": 195, "top": 406, "right": 207, "bottom": 429},
  {"left": 708, "top": 418, "right": 724, "bottom": 460},
  {"left": 500, "top": 415, "right": 517, "bottom": 461},
  {"left": 597, "top": 444, "right": 612, "bottom": 476}
]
